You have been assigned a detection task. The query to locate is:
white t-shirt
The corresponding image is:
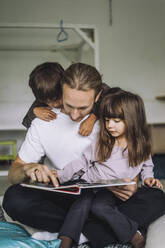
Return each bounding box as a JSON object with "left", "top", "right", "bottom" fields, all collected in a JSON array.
[{"left": 19, "top": 108, "right": 100, "bottom": 170}]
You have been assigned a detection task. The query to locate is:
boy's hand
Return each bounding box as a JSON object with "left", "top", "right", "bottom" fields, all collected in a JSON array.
[
  {"left": 144, "top": 177, "right": 163, "bottom": 189},
  {"left": 52, "top": 99, "right": 63, "bottom": 109},
  {"left": 79, "top": 113, "right": 97, "bottom": 136},
  {"left": 33, "top": 107, "right": 57, "bottom": 121}
]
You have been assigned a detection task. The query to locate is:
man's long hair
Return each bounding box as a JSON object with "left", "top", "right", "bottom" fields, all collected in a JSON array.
[{"left": 61, "top": 63, "right": 102, "bottom": 97}]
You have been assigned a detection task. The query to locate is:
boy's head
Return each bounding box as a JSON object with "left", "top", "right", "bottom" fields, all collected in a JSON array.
[
  {"left": 61, "top": 63, "right": 102, "bottom": 122},
  {"left": 29, "top": 62, "right": 64, "bottom": 106}
]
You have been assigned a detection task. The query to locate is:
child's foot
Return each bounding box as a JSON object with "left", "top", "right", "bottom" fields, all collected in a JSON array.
[
  {"left": 130, "top": 231, "right": 145, "bottom": 248},
  {"left": 59, "top": 236, "right": 72, "bottom": 248}
]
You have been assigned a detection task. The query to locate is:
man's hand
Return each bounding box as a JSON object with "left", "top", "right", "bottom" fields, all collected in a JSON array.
[
  {"left": 24, "top": 163, "right": 59, "bottom": 187},
  {"left": 8, "top": 156, "right": 59, "bottom": 187},
  {"left": 108, "top": 183, "right": 138, "bottom": 201},
  {"left": 108, "top": 178, "right": 138, "bottom": 201},
  {"left": 33, "top": 107, "right": 57, "bottom": 121}
]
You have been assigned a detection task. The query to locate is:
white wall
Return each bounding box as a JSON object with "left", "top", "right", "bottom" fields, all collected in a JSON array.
[
  {"left": 0, "top": 0, "right": 165, "bottom": 129},
  {"left": 0, "top": 50, "right": 70, "bottom": 129}
]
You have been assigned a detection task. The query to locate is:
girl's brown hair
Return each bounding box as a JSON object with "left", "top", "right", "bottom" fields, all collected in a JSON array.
[{"left": 97, "top": 88, "right": 151, "bottom": 167}]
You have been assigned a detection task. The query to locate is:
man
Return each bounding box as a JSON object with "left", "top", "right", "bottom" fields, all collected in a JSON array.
[
  {"left": 3, "top": 63, "right": 138, "bottom": 248},
  {"left": 6, "top": 63, "right": 102, "bottom": 184}
]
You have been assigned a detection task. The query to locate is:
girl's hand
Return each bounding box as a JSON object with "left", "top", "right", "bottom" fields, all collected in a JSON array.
[
  {"left": 33, "top": 107, "right": 57, "bottom": 121},
  {"left": 144, "top": 177, "right": 163, "bottom": 189}
]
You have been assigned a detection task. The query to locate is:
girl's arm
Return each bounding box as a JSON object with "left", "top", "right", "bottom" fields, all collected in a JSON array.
[
  {"left": 57, "top": 146, "right": 92, "bottom": 183},
  {"left": 140, "top": 156, "right": 154, "bottom": 184},
  {"left": 57, "top": 157, "right": 86, "bottom": 184},
  {"left": 140, "top": 157, "right": 163, "bottom": 189}
]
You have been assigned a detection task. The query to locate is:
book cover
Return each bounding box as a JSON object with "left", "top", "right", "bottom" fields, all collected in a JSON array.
[{"left": 21, "top": 179, "right": 136, "bottom": 195}]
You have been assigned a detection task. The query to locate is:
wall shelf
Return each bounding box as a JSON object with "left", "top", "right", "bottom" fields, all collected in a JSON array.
[
  {"left": 0, "top": 23, "right": 100, "bottom": 131},
  {"left": 0, "top": 23, "right": 99, "bottom": 69},
  {"left": 155, "top": 95, "right": 165, "bottom": 101}
]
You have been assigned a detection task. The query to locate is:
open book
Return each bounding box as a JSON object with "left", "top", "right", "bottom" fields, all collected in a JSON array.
[{"left": 21, "top": 179, "right": 136, "bottom": 195}]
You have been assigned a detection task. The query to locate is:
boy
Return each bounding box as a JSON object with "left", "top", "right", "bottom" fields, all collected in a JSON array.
[{"left": 22, "top": 62, "right": 64, "bottom": 128}]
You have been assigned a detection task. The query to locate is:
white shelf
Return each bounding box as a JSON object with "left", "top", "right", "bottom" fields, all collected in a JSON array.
[
  {"left": 155, "top": 95, "right": 165, "bottom": 101},
  {"left": 0, "top": 23, "right": 99, "bottom": 69}
]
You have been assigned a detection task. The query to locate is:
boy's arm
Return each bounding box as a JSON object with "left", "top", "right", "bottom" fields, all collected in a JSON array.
[
  {"left": 79, "top": 113, "right": 97, "bottom": 136},
  {"left": 22, "top": 100, "right": 48, "bottom": 128},
  {"left": 92, "top": 83, "right": 111, "bottom": 118},
  {"left": 79, "top": 83, "right": 111, "bottom": 136}
]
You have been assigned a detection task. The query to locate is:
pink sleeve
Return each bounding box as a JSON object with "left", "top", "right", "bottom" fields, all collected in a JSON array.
[
  {"left": 140, "top": 156, "right": 154, "bottom": 184},
  {"left": 57, "top": 145, "right": 92, "bottom": 183}
]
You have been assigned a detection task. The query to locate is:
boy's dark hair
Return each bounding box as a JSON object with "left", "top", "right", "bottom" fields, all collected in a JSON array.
[
  {"left": 61, "top": 63, "right": 102, "bottom": 97},
  {"left": 29, "top": 62, "right": 64, "bottom": 103}
]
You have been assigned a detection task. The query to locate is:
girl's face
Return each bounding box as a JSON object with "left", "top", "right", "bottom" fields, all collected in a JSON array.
[{"left": 105, "top": 118, "right": 126, "bottom": 138}]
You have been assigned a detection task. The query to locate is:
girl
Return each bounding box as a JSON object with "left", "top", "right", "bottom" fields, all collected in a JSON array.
[{"left": 44, "top": 89, "right": 164, "bottom": 248}]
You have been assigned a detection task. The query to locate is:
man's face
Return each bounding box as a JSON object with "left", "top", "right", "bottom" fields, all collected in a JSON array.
[{"left": 62, "top": 84, "right": 97, "bottom": 122}]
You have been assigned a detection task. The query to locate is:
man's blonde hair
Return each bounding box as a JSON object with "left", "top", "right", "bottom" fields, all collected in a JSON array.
[{"left": 61, "top": 63, "right": 102, "bottom": 97}]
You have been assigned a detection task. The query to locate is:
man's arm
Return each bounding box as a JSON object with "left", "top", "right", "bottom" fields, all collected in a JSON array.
[
  {"left": 8, "top": 156, "right": 27, "bottom": 184},
  {"left": 8, "top": 155, "right": 59, "bottom": 187}
]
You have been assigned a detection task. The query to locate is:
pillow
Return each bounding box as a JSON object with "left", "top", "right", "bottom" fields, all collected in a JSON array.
[
  {"left": 0, "top": 221, "right": 132, "bottom": 248},
  {"left": 0, "top": 221, "right": 61, "bottom": 248}
]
